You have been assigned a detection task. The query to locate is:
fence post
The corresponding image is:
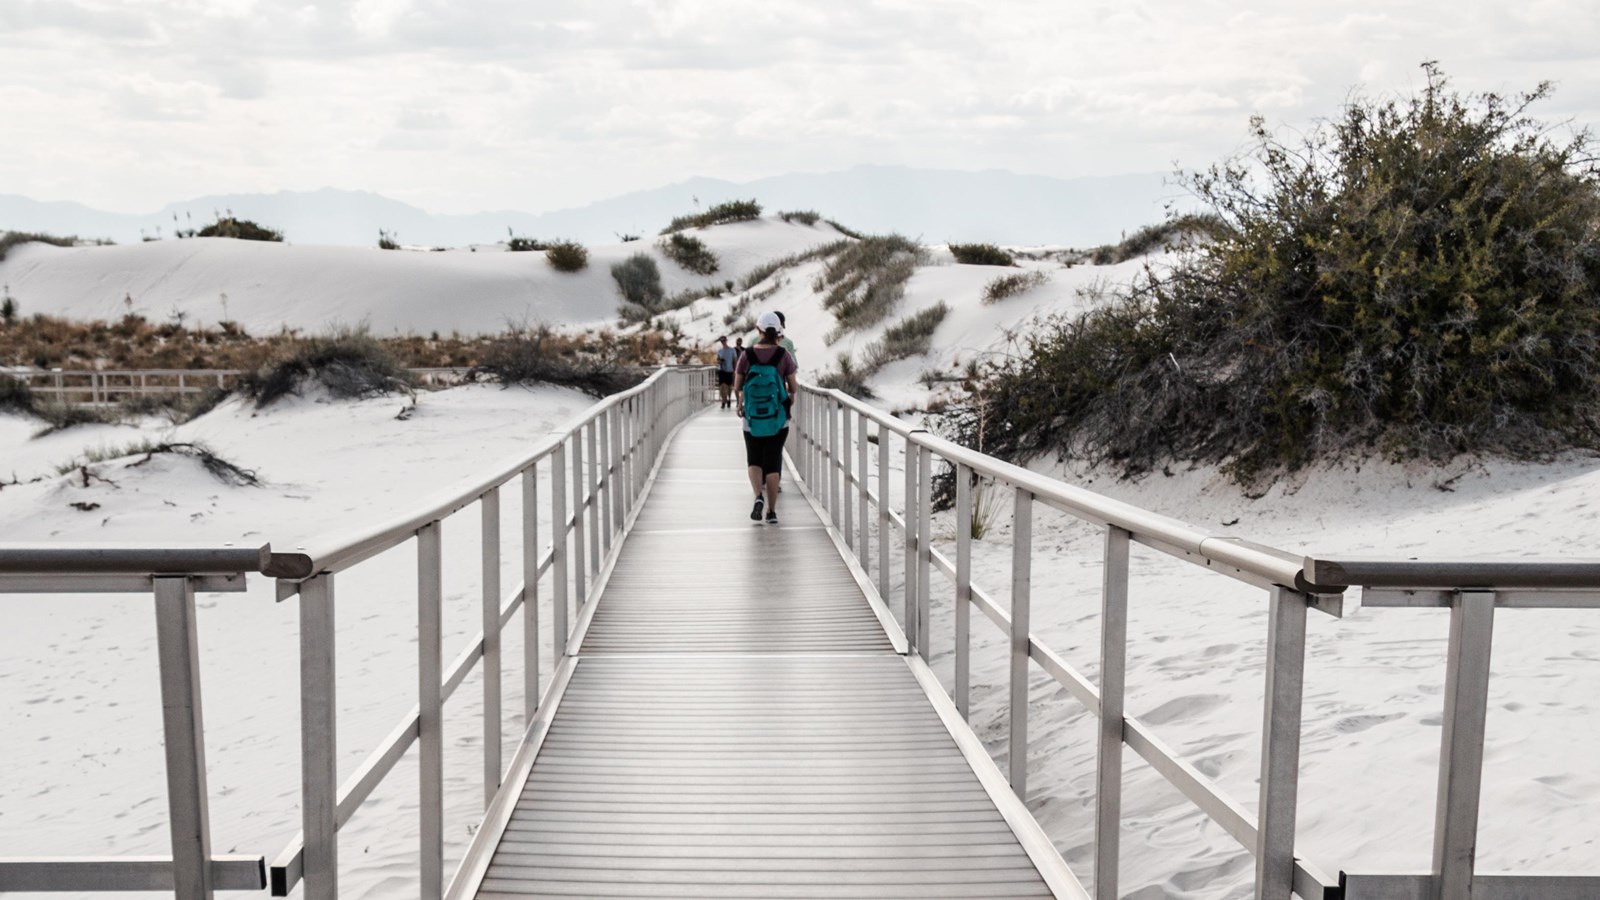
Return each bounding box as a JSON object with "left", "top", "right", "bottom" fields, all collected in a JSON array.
[
  {"left": 609, "top": 404, "right": 624, "bottom": 532},
  {"left": 153, "top": 576, "right": 215, "bottom": 900},
  {"left": 522, "top": 464, "right": 540, "bottom": 720},
  {"left": 551, "top": 444, "right": 569, "bottom": 646},
  {"left": 480, "top": 488, "right": 502, "bottom": 806},
  {"left": 417, "top": 521, "right": 444, "bottom": 900},
  {"left": 955, "top": 465, "right": 973, "bottom": 719},
  {"left": 1432, "top": 591, "right": 1496, "bottom": 900},
  {"left": 297, "top": 574, "right": 337, "bottom": 900},
  {"left": 1009, "top": 488, "right": 1033, "bottom": 798},
  {"left": 1095, "top": 526, "right": 1131, "bottom": 900},
  {"left": 827, "top": 399, "right": 840, "bottom": 524},
  {"left": 1255, "top": 586, "right": 1309, "bottom": 900}
]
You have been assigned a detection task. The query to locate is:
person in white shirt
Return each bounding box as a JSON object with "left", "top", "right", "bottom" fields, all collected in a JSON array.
[{"left": 713, "top": 335, "right": 739, "bottom": 409}]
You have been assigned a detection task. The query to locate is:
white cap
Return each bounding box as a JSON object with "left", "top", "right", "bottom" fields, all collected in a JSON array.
[{"left": 756, "top": 311, "right": 783, "bottom": 332}]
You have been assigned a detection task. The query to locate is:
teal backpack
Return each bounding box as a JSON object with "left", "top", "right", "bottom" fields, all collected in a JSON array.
[{"left": 742, "top": 347, "right": 789, "bottom": 437}]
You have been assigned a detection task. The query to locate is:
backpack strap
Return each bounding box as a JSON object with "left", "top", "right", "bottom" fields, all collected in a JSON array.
[{"left": 746, "top": 345, "right": 785, "bottom": 368}]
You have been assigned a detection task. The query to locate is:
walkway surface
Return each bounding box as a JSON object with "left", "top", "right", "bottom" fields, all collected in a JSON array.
[{"left": 470, "top": 410, "right": 1068, "bottom": 899}]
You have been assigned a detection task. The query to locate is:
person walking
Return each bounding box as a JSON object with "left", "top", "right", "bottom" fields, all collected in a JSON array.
[
  {"left": 773, "top": 311, "right": 798, "bottom": 366},
  {"left": 734, "top": 312, "right": 797, "bottom": 524},
  {"left": 713, "top": 335, "right": 738, "bottom": 409}
]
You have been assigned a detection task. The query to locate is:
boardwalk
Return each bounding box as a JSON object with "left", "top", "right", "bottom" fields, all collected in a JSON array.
[{"left": 461, "top": 411, "right": 1077, "bottom": 899}]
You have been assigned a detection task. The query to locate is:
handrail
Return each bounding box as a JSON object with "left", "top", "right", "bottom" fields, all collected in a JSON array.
[
  {"left": 0, "top": 365, "right": 715, "bottom": 900},
  {"left": 792, "top": 381, "right": 1600, "bottom": 900}
]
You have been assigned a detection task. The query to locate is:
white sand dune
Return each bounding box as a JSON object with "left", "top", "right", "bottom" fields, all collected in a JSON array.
[{"left": 3, "top": 224, "right": 1598, "bottom": 899}]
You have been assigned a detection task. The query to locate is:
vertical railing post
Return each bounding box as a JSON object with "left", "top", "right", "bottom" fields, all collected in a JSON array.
[
  {"left": 598, "top": 410, "right": 612, "bottom": 551},
  {"left": 585, "top": 420, "right": 600, "bottom": 577},
  {"left": 915, "top": 444, "right": 932, "bottom": 656},
  {"left": 902, "top": 434, "right": 919, "bottom": 650},
  {"left": 609, "top": 404, "right": 624, "bottom": 530},
  {"left": 1009, "top": 487, "right": 1033, "bottom": 798},
  {"left": 417, "top": 521, "right": 444, "bottom": 900},
  {"left": 522, "top": 464, "right": 540, "bottom": 719},
  {"left": 841, "top": 409, "right": 854, "bottom": 551},
  {"left": 1255, "top": 586, "right": 1309, "bottom": 900},
  {"left": 551, "top": 444, "right": 569, "bottom": 646},
  {"left": 1095, "top": 526, "right": 1131, "bottom": 900},
  {"left": 297, "top": 573, "right": 337, "bottom": 900},
  {"left": 570, "top": 433, "right": 587, "bottom": 604},
  {"left": 857, "top": 411, "right": 869, "bottom": 569},
  {"left": 1431, "top": 591, "right": 1496, "bottom": 900},
  {"left": 479, "top": 488, "right": 502, "bottom": 807},
  {"left": 153, "top": 575, "right": 214, "bottom": 900},
  {"left": 954, "top": 465, "right": 973, "bottom": 719},
  {"left": 877, "top": 422, "right": 890, "bottom": 603},
  {"left": 827, "top": 399, "right": 840, "bottom": 524}
]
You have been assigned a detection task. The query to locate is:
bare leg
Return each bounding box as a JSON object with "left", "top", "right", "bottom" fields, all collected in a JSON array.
[
  {"left": 747, "top": 465, "right": 764, "bottom": 498},
  {"left": 765, "top": 472, "right": 780, "bottom": 510}
]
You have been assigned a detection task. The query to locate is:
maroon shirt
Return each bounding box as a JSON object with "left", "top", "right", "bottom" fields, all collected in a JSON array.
[{"left": 733, "top": 344, "right": 797, "bottom": 379}]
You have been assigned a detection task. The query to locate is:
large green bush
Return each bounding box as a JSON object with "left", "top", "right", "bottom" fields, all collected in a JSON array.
[{"left": 943, "top": 64, "right": 1600, "bottom": 481}]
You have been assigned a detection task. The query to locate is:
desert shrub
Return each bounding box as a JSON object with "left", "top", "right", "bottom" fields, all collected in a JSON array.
[
  {"left": 378, "top": 229, "right": 400, "bottom": 250},
  {"left": 825, "top": 219, "right": 866, "bottom": 240},
  {"left": 1, "top": 297, "right": 15, "bottom": 324},
  {"left": 814, "top": 355, "right": 877, "bottom": 399},
  {"left": 948, "top": 243, "right": 1015, "bottom": 266},
  {"left": 30, "top": 401, "right": 123, "bottom": 435},
  {"left": 0, "top": 375, "right": 35, "bottom": 415},
  {"left": 779, "top": 210, "right": 821, "bottom": 225},
  {"left": 196, "top": 216, "right": 283, "bottom": 242},
  {"left": 863, "top": 302, "right": 950, "bottom": 371},
  {"left": 474, "top": 325, "right": 646, "bottom": 397},
  {"left": 0, "top": 231, "right": 83, "bottom": 261},
  {"left": 740, "top": 240, "right": 850, "bottom": 291},
  {"left": 1087, "top": 214, "right": 1231, "bottom": 265},
  {"left": 507, "top": 236, "right": 548, "bottom": 252},
  {"left": 942, "top": 63, "right": 1600, "bottom": 482},
  {"left": 661, "top": 199, "right": 763, "bottom": 234},
  {"left": 611, "top": 253, "right": 665, "bottom": 309},
  {"left": 544, "top": 240, "right": 589, "bottom": 272},
  {"left": 237, "top": 327, "right": 414, "bottom": 408},
  {"left": 658, "top": 232, "right": 719, "bottom": 275},
  {"left": 616, "top": 232, "right": 641, "bottom": 243},
  {"left": 816, "top": 234, "right": 927, "bottom": 337},
  {"left": 56, "top": 440, "right": 258, "bottom": 486},
  {"left": 981, "top": 270, "right": 1050, "bottom": 304}
]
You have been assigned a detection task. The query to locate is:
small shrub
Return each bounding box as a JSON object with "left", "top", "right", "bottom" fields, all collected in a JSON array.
[
  {"left": 658, "top": 232, "right": 720, "bottom": 275},
  {"left": 825, "top": 219, "right": 866, "bottom": 240},
  {"left": 616, "top": 232, "right": 641, "bottom": 243},
  {"left": 817, "top": 234, "right": 927, "bottom": 337},
  {"left": 31, "top": 401, "right": 123, "bottom": 435},
  {"left": 378, "top": 229, "right": 400, "bottom": 250},
  {"left": 507, "top": 236, "right": 547, "bottom": 252},
  {"left": 863, "top": 302, "right": 950, "bottom": 370},
  {"left": 237, "top": 326, "right": 414, "bottom": 408},
  {"left": 58, "top": 440, "right": 259, "bottom": 486},
  {"left": 0, "top": 231, "right": 81, "bottom": 261},
  {"left": 779, "top": 210, "right": 821, "bottom": 225},
  {"left": 544, "top": 240, "right": 589, "bottom": 272},
  {"left": 981, "top": 270, "right": 1049, "bottom": 304},
  {"left": 196, "top": 216, "right": 283, "bottom": 242},
  {"left": 740, "top": 240, "right": 850, "bottom": 290},
  {"left": 0, "top": 375, "right": 35, "bottom": 415},
  {"left": 611, "top": 254, "right": 665, "bottom": 308},
  {"left": 814, "top": 355, "right": 876, "bottom": 399},
  {"left": 2, "top": 296, "right": 17, "bottom": 324},
  {"left": 475, "top": 325, "right": 646, "bottom": 397},
  {"left": 1086, "top": 214, "right": 1230, "bottom": 265},
  {"left": 660, "top": 199, "right": 763, "bottom": 234},
  {"left": 948, "top": 243, "right": 1015, "bottom": 266}
]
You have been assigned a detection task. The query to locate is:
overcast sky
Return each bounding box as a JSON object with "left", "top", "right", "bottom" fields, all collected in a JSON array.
[{"left": 3, "top": 0, "right": 1596, "bottom": 215}]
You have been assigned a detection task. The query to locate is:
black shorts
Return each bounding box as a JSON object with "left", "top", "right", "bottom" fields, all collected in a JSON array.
[
  {"left": 743, "top": 428, "right": 788, "bottom": 477},
  {"left": 716, "top": 370, "right": 734, "bottom": 386}
]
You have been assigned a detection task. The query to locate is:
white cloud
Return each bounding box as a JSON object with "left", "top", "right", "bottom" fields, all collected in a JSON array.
[{"left": 4, "top": 0, "right": 1598, "bottom": 214}]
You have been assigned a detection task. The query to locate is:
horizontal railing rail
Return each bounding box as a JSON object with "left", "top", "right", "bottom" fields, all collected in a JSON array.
[
  {"left": 0, "top": 366, "right": 714, "bottom": 900},
  {"left": 791, "top": 383, "right": 1600, "bottom": 900}
]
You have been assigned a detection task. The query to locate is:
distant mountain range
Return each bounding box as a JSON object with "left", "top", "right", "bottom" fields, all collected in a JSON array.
[{"left": 0, "top": 165, "right": 1187, "bottom": 248}]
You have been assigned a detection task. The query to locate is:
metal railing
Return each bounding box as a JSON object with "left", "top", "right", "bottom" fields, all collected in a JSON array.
[
  {"left": 0, "top": 366, "right": 712, "bottom": 899},
  {"left": 4, "top": 366, "right": 480, "bottom": 406},
  {"left": 790, "top": 384, "right": 1600, "bottom": 900}
]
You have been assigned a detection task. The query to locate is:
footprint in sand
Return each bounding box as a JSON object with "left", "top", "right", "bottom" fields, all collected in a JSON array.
[{"left": 1332, "top": 713, "right": 1404, "bottom": 734}]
